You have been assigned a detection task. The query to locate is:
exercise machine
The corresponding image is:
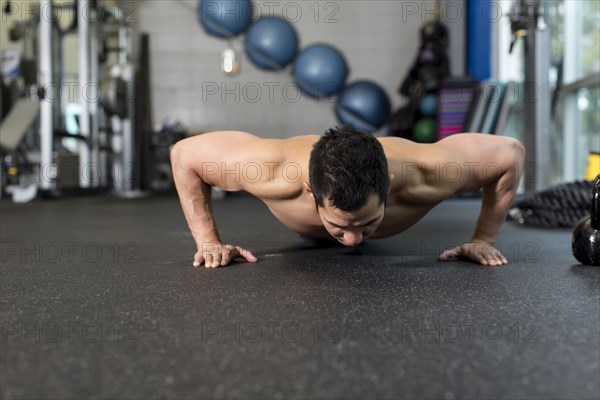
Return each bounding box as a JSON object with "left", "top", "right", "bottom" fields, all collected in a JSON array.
[
  {"left": 0, "top": 0, "right": 151, "bottom": 202},
  {"left": 509, "top": 0, "right": 552, "bottom": 191}
]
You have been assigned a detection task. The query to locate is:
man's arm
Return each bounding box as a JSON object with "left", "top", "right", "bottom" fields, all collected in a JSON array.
[
  {"left": 430, "top": 133, "right": 526, "bottom": 265},
  {"left": 171, "top": 131, "right": 280, "bottom": 267},
  {"left": 470, "top": 142, "right": 525, "bottom": 244},
  {"left": 170, "top": 138, "right": 221, "bottom": 245}
]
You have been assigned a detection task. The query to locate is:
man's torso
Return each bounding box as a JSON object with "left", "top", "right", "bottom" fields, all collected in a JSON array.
[{"left": 244, "top": 135, "right": 463, "bottom": 240}]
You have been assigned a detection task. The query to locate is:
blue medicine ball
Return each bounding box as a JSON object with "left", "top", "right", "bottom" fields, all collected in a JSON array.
[
  {"left": 335, "top": 81, "right": 392, "bottom": 133},
  {"left": 293, "top": 44, "right": 349, "bottom": 99},
  {"left": 419, "top": 94, "right": 438, "bottom": 117},
  {"left": 244, "top": 17, "right": 299, "bottom": 70},
  {"left": 197, "top": 0, "right": 252, "bottom": 38}
]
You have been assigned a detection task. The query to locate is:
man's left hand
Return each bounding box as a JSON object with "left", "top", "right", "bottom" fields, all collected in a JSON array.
[{"left": 438, "top": 241, "right": 508, "bottom": 266}]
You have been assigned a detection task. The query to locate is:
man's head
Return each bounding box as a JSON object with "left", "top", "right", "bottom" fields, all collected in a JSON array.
[{"left": 306, "top": 125, "right": 391, "bottom": 246}]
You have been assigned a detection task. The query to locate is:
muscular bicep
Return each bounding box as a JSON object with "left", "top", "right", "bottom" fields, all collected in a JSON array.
[
  {"left": 172, "top": 131, "right": 284, "bottom": 193},
  {"left": 430, "top": 133, "right": 525, "bottom": 193}
]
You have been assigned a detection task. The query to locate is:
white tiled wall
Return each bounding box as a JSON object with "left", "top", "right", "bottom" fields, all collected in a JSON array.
[{"left": 138, "top": 0, "right": 464, "bottom": 138}]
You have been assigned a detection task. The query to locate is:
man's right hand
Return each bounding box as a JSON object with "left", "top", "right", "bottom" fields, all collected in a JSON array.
[{"left": 194, "top": 241, "right": 258, "bottom": 268}]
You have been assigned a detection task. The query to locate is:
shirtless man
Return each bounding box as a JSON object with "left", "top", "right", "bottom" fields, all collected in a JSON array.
[{"left": 171, "top": 125, "right": 525, "bottom": 268}]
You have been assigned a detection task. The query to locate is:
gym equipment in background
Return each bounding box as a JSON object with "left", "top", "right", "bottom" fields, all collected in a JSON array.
[
  {"left": 244, "top": 17, "right": 298, "bottom": 70},
  {"left": 387, "top": 102, "right": 418, "bottom": 139},
  {"left": 293, "top": 44, "right": 349, "bottom": 99},
  {"left": 462, "top": 85, "right": 486, "bottom": 132},
  {"left": 220, "top": 48, "right": 240, "bottom": 76},
  {"left": 479, "top": 82, "right": 509, "bottom": 134},
  {"left": 389, "top": 19, "right": 450, "bottom": 138},
  {"left": 419, "top": 94, "right": 438, "bottom": 118},
  {"left": 0, "top": 99, "right": 40, "bottom": 152},
  {"left": 196, "top": 4, "right": 396, "bottom": 132},
  {"left": 335, "top": 81, "right": 391, "bottom": 132},
  {"left": 509, "top": 0, "right": 551, "bottom": 191},
  {"left": 509, "top": 180, "right": 594, "bottom": 228},
  {"left": 198, "top": 0, "right": 251, "bottom": 77},
  {"left": 136, "top": 33, "right": 155, "bottom": 193},
  {"left": 149, "top": 121, "right": 187, "bottom": 192},
  {"left": 1, "top": 0, "right": 82, "bottom": 201},
  {"left": 462, "top": 80, "right": 514, "bottom": 135},
  {"left": 413, "top": 118, "right": 437, "bottom": 143},
  {"left": 197, "top": 0, "right": 252, "bottom": 38},
  {"left": 572, "top": 175, "right": 600, "bottom": 266},
  {"left": 399, "top": 21, "right": 450, "bottom": 100},
  {"left": 101, "top": 64, "right": 138, "bottom": 196},
  {"left": 585, "top": 152, "right": 600, "bottom": 182},
  {"left": 0, "top": 0, "right": 152, "bottom": 202},
  {"left": 436, "top": 78, "right": 479, "bottom": 140}
]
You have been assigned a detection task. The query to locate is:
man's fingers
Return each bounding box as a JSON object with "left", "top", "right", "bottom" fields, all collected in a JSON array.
[
  {"left": 438, "top": 247, "right": 460, "bottom": 261},
  {"left": 196, "top": 244, "right": 258, "bottom": 270},
  {"left": 495, "top": 250, "right": 508, "bottom": 264},
  {"left": 492, "top": 254, "right": 503, "bottom": 265},
  {"left": 204, "top": 253, "right": 213, "bottom": 268},
  {"left": 474, "top": 251, "right": 488, "bottom": 265},
  {"left": 193, "top": 253, "right": 204, "bottom": 268},
  {"left": 484, "top": 250, "right": 507, "bottom": 266},
  {"left": 483, "top": 252, "right": 506, "bottom": 266},
  {"left": 493, "top": 253, "right": 508, "bottom": 265},
  {"left": 236, "top": 246, "right": 258, "bottom": 263},
  {"left": 211, "top": 252, "right": 222, "bottom": 268},
  {"left": 220, "top": 246, "right": 235, "bottom": 267},
  {"left": 467, "top": 243, "right": 502, "bottom": 266},
  {"left": 438, "top": 243, "right": 509, "bottom": 266},
  {"left": 221, "top": 246, "right": 257, "bottom": 265}
]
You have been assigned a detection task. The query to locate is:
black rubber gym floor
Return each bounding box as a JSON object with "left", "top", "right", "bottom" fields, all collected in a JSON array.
[{"left": 1, "top": 193, "right": 599, "bottom": 399}]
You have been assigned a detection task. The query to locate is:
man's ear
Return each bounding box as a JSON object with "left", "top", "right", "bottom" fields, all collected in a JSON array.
[
  {"left": 304, "top": 181, "right": 314, "bottom": 199},
  {"left": 387, "top": 174, "right": 395, "bottom": 193}
]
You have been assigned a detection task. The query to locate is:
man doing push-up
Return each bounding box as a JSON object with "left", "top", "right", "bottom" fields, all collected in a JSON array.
[{"left": 171, "top": 125, "right": 525, "bottom": 268}]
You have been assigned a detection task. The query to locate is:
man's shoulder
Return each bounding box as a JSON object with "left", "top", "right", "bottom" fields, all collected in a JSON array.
[
  {"left": 378, "top": 136, "right": 426, "bottom": 165},
  {"left": 274, "top": 134, "right": 320, "bottom": 158},
  {"left": 284, "top": 134, "right": 320, "bottom": 145},
  {"left": 194, "top": 131, "right": 318, "bottom": 165},
  {"left": 207, "top": 131, "right": 319, "bottom": 145}
]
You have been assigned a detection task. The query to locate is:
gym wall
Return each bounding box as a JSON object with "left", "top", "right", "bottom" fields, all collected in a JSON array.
[{"left": 138, "top": 0, "right": 464, "bottom": 138}]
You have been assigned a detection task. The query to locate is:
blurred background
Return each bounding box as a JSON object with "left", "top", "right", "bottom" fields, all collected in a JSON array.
[{"left": 0, "top": 0, "right": 598, "bottom": 202}]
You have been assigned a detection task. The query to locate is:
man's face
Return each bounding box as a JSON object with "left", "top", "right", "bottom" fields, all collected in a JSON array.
[{"left": 317, "top": 193, "right": 385, "bottom": 247}]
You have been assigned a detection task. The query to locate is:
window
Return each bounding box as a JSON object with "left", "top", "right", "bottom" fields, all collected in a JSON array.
[{"left": 497, "top": 0, "right": 599, "bottom": 184}]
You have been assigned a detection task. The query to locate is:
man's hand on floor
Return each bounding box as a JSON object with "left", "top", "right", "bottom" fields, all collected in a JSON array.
[
  {"left": 194, "top": 241, "right": 258, "bottom": 268},
  {"left": 438, "top": 241, "right": 509, "bottom": 266}
]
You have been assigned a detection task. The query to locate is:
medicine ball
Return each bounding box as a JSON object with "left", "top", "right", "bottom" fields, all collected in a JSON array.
[
  {"left": 293, "top": 44, "right": 349, "bottom": 99},
  {"left": 197, "top": 0, "right": 252, "bottom": 38},
  {"left": 244, "top": 16, "right": 299, "bottom": 70},
  {"left": 335, "top": 80, "right": 391, "bottom": 133}
]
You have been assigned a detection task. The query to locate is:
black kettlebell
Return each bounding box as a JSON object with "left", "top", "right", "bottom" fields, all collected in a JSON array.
[{"left": 572, "top": 174, "right": 600, "bottom": 265}]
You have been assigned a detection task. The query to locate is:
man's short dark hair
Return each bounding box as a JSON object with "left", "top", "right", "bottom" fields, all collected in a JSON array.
[{"left": 309, "top": 125, "right": 389, "bottom": 211}]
